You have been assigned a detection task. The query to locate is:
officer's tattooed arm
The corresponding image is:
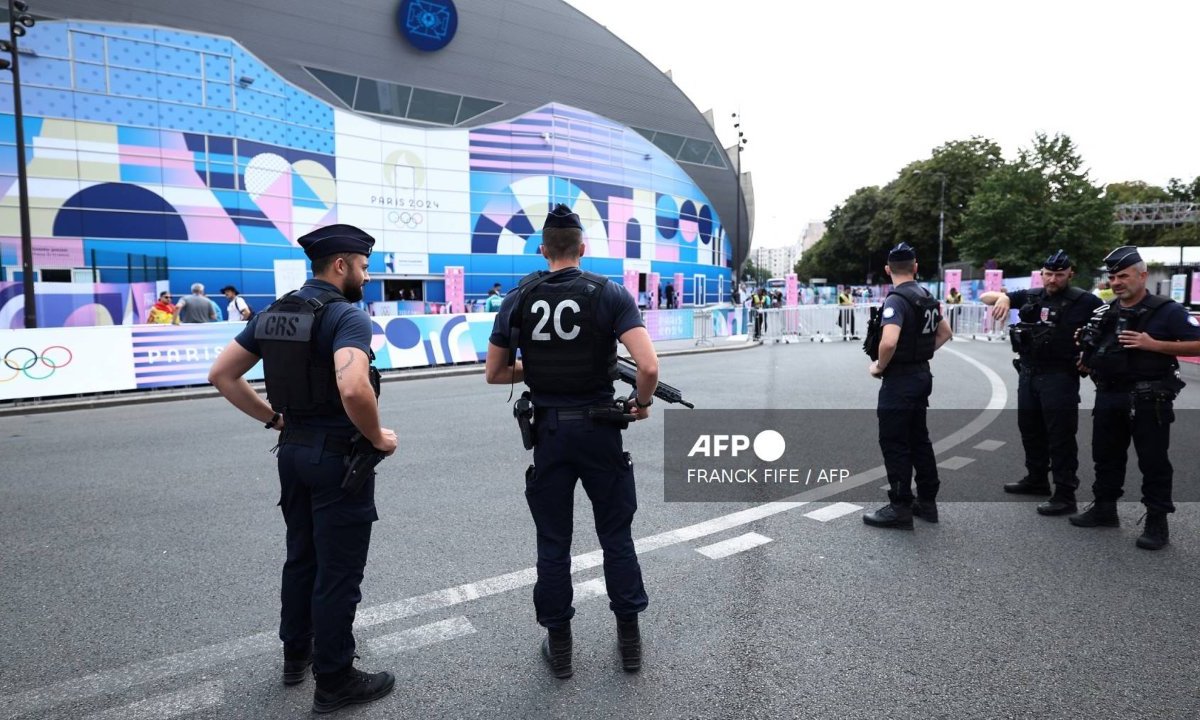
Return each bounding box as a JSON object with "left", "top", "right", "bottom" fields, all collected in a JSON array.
[
  {"left": 208, "top": 341, "right": 279, "bottom": 428},
  {"left": 334, "top": 347, "right": 396, "bottom": 455}
]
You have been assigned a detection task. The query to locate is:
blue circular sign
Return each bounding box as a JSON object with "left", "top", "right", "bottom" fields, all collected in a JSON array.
[{"left": 397, "top": 0, "right": 458, "bottom": 52}]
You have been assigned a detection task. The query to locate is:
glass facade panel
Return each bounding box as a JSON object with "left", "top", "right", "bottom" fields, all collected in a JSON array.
[{"left": 407, "top": 87, "right": 460, "bottom": 125}]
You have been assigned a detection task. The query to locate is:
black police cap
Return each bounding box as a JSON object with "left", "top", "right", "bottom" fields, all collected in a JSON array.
[
  {"left": 543, "top": 203, "right": 583, "bottom": 231},
  {"left": 1043, "top": 249, "right": 1071, "bottom": 271},
  {"left": 1103, "top": 246, "right": 1142, "bottom": 273},
  {"left": 888, "top": 242, "right": 916, "bottom": 262},
  {"left": 297, "top": 224, "right": 375, "bottom": 259}
]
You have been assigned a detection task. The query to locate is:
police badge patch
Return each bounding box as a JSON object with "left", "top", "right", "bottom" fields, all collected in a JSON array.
[
  {"left": 882, "top": 307, "right": 896, "bottom": 319},
  {"left": 1040, "top": 307, "right": 1051, "bottom": 323}
]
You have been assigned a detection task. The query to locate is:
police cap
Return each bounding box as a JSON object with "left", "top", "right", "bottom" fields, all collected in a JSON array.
[
  {"left": 297, "top": 224, "right": 375, "bottom": 260},
  {"left": 888, "top": 242, "right": 916, "bottom": 262},
  {"left": 1043, "top": 249, "right": 1071, "bottom": 271},
  {"left": 543, "top": 204, "right": 583, "bottom": 231},
  {"left": 1103, "top": 246, "right": 1142, "bottom": 273}
]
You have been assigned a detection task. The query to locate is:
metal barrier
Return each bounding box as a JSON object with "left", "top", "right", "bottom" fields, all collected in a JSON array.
[
  {"left": 755, "top": 305, "right": 873, "bottom": 343},
  {"left": 946, "top": 303, "right": 1007, "bottom": 341},
  {"left": 693, "top": 308, "right": 714, "bottom": 347}
]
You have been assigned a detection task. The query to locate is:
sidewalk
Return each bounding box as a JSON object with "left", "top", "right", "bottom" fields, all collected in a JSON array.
[{"left": 0, "top": 335, "right": 759, "bottom": 416}]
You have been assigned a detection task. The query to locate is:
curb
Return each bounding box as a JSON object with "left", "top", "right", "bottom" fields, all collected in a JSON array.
[{"left": 0, "top": 339, "right": 762, "bottom": 417}]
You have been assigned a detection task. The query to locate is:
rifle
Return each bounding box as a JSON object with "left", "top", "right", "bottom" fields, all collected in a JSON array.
[{"left": 610, "top": 356, "right": 695, "bottom": 409}]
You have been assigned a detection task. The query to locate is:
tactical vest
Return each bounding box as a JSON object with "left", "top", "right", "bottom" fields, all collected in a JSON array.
[
  {"left": 1011, "top": 286, "right": 1085, "bottom": 366},
  {"left": 1086, "top": 295, "right": 1178, "bottom": 382},
  {"left": 889, "top": 283, "right": 941, "bottom": 364},
  {"left": 254, "top": 288, "right": 380, "bottom": 418},
  {"left": 510, "top": 269, "right": 616, "bottom": 395}
]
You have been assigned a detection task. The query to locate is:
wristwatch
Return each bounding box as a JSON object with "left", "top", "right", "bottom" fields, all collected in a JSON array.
[
  {"left": 634, "top": 396, "right": 654, "bottom": 408},
  {"left": 265, "top": 412, "right": 281, "bottom": 429}
]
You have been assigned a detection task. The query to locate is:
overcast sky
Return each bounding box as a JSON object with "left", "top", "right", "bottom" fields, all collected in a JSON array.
[{"left": 564, "top": 0, "right": 1200, "bottom": 249}]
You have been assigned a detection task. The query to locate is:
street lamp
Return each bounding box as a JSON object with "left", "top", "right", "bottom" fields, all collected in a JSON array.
[
  {"left": 912, "top": 168, "right": 947, "bottom": 299},
  {"left": 1, "top": 0, "right": 37, "bottom": 328},
  {"left": 731, "top": 112, "right": 748, "bottom": 283}
]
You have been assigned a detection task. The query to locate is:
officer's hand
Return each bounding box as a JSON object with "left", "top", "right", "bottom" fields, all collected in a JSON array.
[
  {"left": 869, "top": 361, "right": 884, "bottom": 379},
  {"left": 632, "top": 404, "right": 651, "bottom": 422},
  {"left": 274, "top": 413, "right": 285, "bottom": 432},
  {"left": 990, "top": 298, "right": 1010, "bottom": 322},
  {"left": 1076, "top": 358, "right": 1090, "bottom": 374},
  {"left": 1117, "top": 330, "right": 1156, "bottom": 351},
  {"left": 373, "top": 428, "right": 398, "bottom": 456}
]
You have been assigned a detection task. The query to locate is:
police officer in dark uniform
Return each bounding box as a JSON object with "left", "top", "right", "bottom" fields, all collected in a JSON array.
[
  {"left": 485, "top": 204, "right": 658, "bottom": 679},
  {"left": 980, "top": 250, "right": 1103, "bottom": 514},
  {"left": 208, "top": 224, "right": 397, "bottom": 713},
  {"left": 1069, "top": 246, "right": 1200, "bottom": 550},
  {"left": 864, "top": 243, "right": 953, "bottom": 529}
]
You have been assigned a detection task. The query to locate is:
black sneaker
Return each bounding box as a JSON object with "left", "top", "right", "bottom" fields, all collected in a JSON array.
[
  {"left": 541, "top": 625, "right": 573, "bottom": 679},
  {"left": 617, "top": 618, "right": 642, "bottom": 672},
  {"left": 282, "top": 646, "right": 312, "bottom": 686},
  {"left": 912, "top": 498, "right": 938, "bottom": 524},
  {"left": 312, "top": 667, "right": 395, "bottom": 714},
  {"left": 1003, "top": 476, "right": 1051, "bottom": 495},
  {"left": 862, "top": 503, "right": 914, "bottom": 530},
  {"left": 1136, "top": 512, "right": 1169, "bottom": 551},
  {"left": 1068, "top": 501, "right": 1120, "bottom": 528},
  {"left": 1037, "top": 492, "right": 1077, "bottom": 516}
]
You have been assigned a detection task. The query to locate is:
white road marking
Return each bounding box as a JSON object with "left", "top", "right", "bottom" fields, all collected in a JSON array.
[
  {"left": 81, "top": 682, "right": 222, "bottom": 720},
  {"left": 0, "top": 347, "right": 1009, "bottom": 720},
  {"left": 366, "top": 617, "right": 476, "bottom": 656},
  {"left": 937, "top": 456, "right": 976, "bottom": 470},
  {"left": 804, "top": 502, "right": 863, "bottom": 522},
  {"left": 696, "top": 532, "right": 773, "bottom": 559},
  {"left": 973, "top": 439, "right": 1006, "bottom": 451},
  {"left": 573, "top": 578, "right": 608, "bottom": 601}
]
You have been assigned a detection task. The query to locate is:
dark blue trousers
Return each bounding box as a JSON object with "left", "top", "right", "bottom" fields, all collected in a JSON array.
[
  {"left": 877, "top": 366, "right": 940, "bottom": 505},
  {"left": 1092, "top": 390, "right": 1175, "bottom": 514},
  {"left": 277, "top": 440, "right": 377, "bottom": 675},
  {"left": 526, "top": 411, "right": 648, "bottom": 629},
  {"left": 1016, "top": 369, "right": 1081, "bottom": 489}
]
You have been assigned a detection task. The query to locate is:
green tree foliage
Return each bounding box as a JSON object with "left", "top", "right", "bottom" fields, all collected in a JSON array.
[
  {"left": 795, "top": 186, "right": 884, "bottom": 284},
  {"left": 957, "top": 133, "right": 1120, "bottom": 274}
]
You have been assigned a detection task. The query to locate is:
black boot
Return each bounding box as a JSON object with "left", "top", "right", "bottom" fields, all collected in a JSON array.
[
  {"left": 616, "top": 617, "right": 642, "bottom": 672},
  {"left": 282, "top": 643, "right": 312, "bottom": 686},
  {"left": 312, "top": 667, "right": 395, "bottom": 714},
  {"left": 863, "top": 502, "right": 913, "bottom": 530},
  {"left": 1003, "top": 475, "right": 1051, "bottom": 495},
  {"left": 1136, "top": 512, "right": 1169, "bottom": 551},
  {"left": 1037, "top": 487, "right": 1077, "bottom": 516},
  {"left": 1068, "top": 501, "right": 1120, "bottom": 528},
  {"left": 912, "top": 498, "right": 938, "bottom": 524},
  {"left": 540, "top": 624, "right": 573, "bottom": 679}
]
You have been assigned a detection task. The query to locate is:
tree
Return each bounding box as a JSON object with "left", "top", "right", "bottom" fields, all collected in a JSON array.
[
  {"left": 795, "top": 186, "right": 885, "bottom": 284},
  {"left": 957, "top": 133, "right": 1120, "bottom": 275}
]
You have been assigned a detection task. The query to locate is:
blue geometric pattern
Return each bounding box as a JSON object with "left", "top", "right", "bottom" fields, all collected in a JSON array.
[{"left": 399, "top": 0, "right": 458, "bottom": 52}]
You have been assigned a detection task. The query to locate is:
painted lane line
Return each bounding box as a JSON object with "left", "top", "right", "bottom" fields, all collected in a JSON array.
[
  {"left": 81, "top": 682, "right": 223, "bottom": 720},
  {"left": 937, "top": 456, "right": 976, "bottom": 470},
  {"left": 696, "top": 532, "right": 774, "bottom": 560},
  {"left": 973, "top": 439, "right": 1006, "bottom": 451},
  {"left": 0, "top": 346, "right": 1008, "bottom": 719},
  {"left": 573, "top": 578, "right": 608, "bottom": 602},
  {"left": 803, "top": 502, "right": 863, "bottom": 522},
  {"left": 367, "top": 617, "right": 476, "bottom": 657}
]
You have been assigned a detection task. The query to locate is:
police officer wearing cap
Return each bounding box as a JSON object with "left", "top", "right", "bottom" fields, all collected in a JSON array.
[
  {"left": 864, "top": 243, "right": 953, "bottom": 529},
  {"left": 980, "top": 250, "right": 1103, "bottom": 514},
  {"left": 484, "top": 204, "right": 658, "bottom": 679},
  {"left": 1069, "top": 246, "right": 1200, "bottom": 550},
  {"left": 208, "top": 224, "right": 397, "bottom": 712}
]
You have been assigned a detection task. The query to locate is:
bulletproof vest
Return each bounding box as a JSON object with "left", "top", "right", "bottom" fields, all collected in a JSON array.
[
  {"left": 1086, "top": 295, "right": 1178, "bottom": 381},
  {"left": 254, "top": 288, "right": 380, "bottom": 418},
  {"left": 1011, "top": 287, "right": 1085, "bottom": 365},
  {"left": 889, "top": 283, "right": 941, "bottom": 364},
  {"left": 512, "top": 269, "right": 616, "bottom": 395}
]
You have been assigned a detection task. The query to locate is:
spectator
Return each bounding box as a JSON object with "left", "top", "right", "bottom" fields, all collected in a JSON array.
[
  {"left": 945, "top": 286, "right": 963, "bottom": 333},
  {"left": 751, "top": 287, "right": 770, "bottom": 339},
  {"left": 492, "top": 282, "right": 504, "bottom": 297},
  {"left": 665, "top": 283, "right": 676, "bottom": 309},
  {"left": 221, "top": 285, "right": 252, "bottom": 322},
  {"left": 173, "top": 283, "right": 218, "bottom": 324},
  {"left": 484, "top": 288, "right": 504, "bottom": 312},
  {"left": 147, "top": 291, "right": 176, "bottom": 324}
]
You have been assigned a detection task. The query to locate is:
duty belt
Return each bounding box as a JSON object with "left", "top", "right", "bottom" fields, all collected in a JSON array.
[
  {"left": 1019, "top": 363, "right": 1076, "bottom": 375},
  {"left": 884, "top": 361, "right": 929, "bottom": 376},
  {"left": 278, "top": 428, "right": 354, "bottom": 455}
]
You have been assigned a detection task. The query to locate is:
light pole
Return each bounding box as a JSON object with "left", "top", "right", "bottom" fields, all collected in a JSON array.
[
  {"left": 1, "top": 0, "right": 37, "bottom": 328},
  {"left": 937, "top": 173, "right": 946, "bottom": 301},
  {"left": 731, "top": 112, "right": 747, "bottom": 284}
]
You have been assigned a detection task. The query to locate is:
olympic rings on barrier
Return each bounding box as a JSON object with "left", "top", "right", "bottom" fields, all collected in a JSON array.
[{"left": 1, "top": 345, "right": 74, "bottom": 382}]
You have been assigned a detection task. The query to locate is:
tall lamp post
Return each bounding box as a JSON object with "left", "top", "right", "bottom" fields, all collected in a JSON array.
[
  {"left": 1, "top": 0, "right": 37, "bottom": 328},
  {"left": 937, "top": 173, "right": 946, "bottom": 301},
  {"left": 731, "top": 112, "right": 748, "bottom": 284}
]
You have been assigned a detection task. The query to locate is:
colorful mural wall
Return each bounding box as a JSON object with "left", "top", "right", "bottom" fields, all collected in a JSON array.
[{"left": 0, "top": 21, "right": 732, "bottom": 329}]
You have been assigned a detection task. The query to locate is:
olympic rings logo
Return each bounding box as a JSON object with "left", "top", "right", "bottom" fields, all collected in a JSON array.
[
  {"left": 387, "top": 210, "right": 424, "bottom": 229},
  {"left": 1, "top": 346, "right": 74, "bottom": 382}
]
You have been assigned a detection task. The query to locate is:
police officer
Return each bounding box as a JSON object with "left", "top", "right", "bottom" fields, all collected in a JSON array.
[
  {"left": 484, "top": 204, "right": 658, "bottom": 678},
  {"left": 980, "top": 250, "right": 1103, "bottom": 515},
  {"left": 208, "top": 224, "right": 397, "bottom": 713},
  {"left": 864, "top": 243, "right": 953, "bottom": 529},
  {"left": 1070, "top": 246, "right": 1200, "bottom": 550}
]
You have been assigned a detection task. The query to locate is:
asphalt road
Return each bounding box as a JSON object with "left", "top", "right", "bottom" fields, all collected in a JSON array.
[{"left": 2, "top": 338, "right": 1198, "bottom": 719}]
